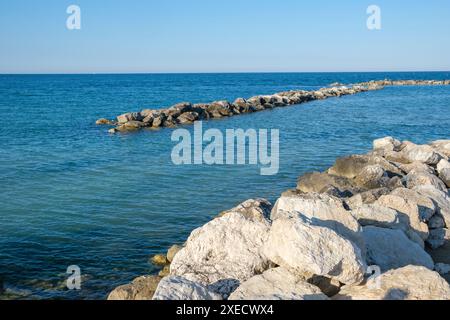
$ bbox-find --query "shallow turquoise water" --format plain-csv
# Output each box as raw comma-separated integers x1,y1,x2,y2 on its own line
0,72,449,299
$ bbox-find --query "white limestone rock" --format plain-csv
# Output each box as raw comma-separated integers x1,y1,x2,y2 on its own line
363,226,434,272
376,195,429,242
271,193,365,254
373,137,402,152
404,169,447,193
334,265,450,300
228,267,328,300
351,204,401,229
170,203,272,298
402,143,442,165
263,213,366,285
152,276,222,300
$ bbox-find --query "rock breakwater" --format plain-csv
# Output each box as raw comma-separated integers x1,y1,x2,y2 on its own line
108,137,450,300
97,79,450,134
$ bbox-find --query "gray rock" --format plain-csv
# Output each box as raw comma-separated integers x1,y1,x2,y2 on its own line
373,136,402,152
404,169,447,193
351,204,401,229
402,143,442,165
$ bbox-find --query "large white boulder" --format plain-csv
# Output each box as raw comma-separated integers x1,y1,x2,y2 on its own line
363,226,434,272
228,267,328,300
334,265,450,300
376,195,429,242
263,213,366,285
271,193,365,253
152,276,222,300
170,200,272,297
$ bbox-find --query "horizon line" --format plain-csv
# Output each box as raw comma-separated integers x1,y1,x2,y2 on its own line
1,70,449,76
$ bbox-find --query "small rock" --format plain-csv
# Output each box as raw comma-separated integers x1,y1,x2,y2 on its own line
354,165,389,189
297,172,358,195
167,244,183,263
152,276,222,300
158,265,170,277
107,276,162,300
96,118,115,125
228,267,328,300
373,136,402,151
427,228,450,249
151,254,168,266
435,263,450,275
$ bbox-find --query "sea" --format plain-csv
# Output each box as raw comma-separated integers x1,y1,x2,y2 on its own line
0,71,449,299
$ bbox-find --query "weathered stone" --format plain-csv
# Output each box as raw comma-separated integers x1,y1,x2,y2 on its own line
296,172,358,195
158,265,170,277
228,267,328,300
398,162,434,175
427,228,450,249
428,214,446,229
435,263,450,275
351,204,401,229
346,188,391,209
390,188,436,222
151,254,168,266
334,266,450,300
107,276,162,300
430,140,450,157
373,136,402,151
404,169,447,193
354,165,389,189
217,198,272,223
376,195,429,242
402,143,442,165
263,214,366,285
117,112,143,124
167,244,183,263
437,159,450,187
177,112,199,124
152,276,222,300
271,192,365,253
413,185,450,228
328,155,401,179
363,226,434,272
170,210,271,297
96,118,115,125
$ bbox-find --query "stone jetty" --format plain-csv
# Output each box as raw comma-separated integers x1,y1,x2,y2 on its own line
97,79,450,134
108,137,450,300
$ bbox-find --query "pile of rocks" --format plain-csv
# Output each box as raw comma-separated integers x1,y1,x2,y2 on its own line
97,80,449,134
108,137,450,300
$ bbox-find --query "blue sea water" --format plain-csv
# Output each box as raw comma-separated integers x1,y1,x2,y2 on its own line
0,72,449,299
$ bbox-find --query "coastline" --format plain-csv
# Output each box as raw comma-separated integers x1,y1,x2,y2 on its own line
97,79,450,134
108,136,450,300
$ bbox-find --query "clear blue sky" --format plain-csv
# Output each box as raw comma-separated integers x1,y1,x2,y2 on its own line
1,0,449,73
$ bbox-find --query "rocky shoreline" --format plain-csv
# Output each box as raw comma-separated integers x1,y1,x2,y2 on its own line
97,79,450,133
108,137,450,300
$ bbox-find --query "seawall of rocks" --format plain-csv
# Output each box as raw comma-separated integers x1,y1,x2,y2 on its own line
108,137,450,300
97,79,450,133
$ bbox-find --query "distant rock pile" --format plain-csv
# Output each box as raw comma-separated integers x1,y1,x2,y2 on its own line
96,79,450,134
108,137,450,300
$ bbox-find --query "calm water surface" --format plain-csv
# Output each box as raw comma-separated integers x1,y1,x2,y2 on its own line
0,72,449,299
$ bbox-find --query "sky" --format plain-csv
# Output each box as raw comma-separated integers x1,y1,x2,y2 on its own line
0,0,449,73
